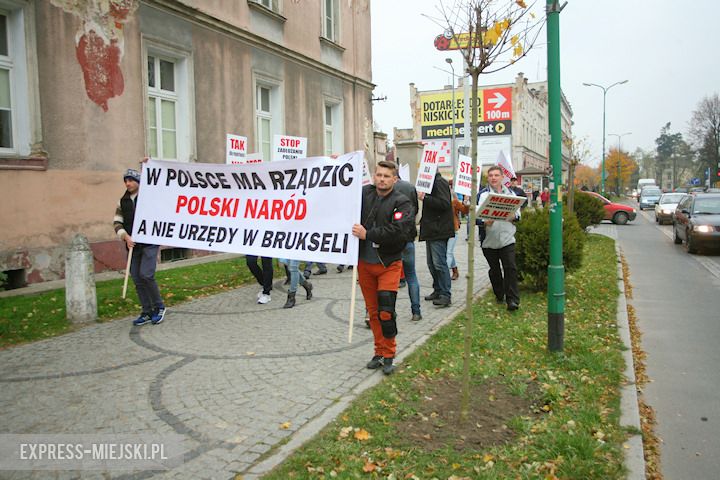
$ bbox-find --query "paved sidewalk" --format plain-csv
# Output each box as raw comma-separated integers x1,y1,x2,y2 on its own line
0,241,489,479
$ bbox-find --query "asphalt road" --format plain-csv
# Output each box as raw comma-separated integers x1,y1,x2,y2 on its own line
616,202,720,479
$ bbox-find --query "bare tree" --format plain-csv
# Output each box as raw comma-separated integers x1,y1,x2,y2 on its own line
689,94,720,182
565,135,591,213
429,0,544,420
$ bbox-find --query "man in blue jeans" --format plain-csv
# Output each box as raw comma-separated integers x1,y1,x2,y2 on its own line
394,177,421,321
418,172,455,307
113,168,166,326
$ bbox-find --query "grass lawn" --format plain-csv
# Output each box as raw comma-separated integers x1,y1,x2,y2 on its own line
0,257,284,348
262,234,627,480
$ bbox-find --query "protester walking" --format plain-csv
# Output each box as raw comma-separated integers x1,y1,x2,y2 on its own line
479,165,521,311
278,258,313,308
393,174,422,321
447,180,469,281
113,168,166,326
352,161,414,375
247,255,273,304
509,177,528,208
418,172,455,307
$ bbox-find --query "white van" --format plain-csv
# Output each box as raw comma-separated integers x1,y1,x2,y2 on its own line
637,178,657,191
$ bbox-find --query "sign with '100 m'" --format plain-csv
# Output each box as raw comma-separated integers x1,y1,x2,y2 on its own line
419,87,512,140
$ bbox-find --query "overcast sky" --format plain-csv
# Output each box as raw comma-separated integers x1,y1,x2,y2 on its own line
370,0,720,167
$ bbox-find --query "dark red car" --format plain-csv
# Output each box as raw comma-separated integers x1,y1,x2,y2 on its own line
580,191,637,225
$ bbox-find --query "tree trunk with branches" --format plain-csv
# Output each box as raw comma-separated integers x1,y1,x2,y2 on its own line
432,0,544,420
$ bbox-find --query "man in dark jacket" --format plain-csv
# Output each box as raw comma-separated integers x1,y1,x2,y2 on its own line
113,168,166,326
418,172,455,307
352,161,414,375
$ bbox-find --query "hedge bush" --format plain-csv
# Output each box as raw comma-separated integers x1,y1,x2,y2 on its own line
515,206,586,291
572,191,606,230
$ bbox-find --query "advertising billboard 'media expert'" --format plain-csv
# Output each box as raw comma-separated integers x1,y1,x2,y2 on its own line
419,87,513,140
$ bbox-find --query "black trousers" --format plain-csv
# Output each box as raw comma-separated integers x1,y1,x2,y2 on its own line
246,256,273,294
481,243,519,305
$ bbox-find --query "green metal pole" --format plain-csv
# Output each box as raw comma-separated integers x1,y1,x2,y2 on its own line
546,0,564,352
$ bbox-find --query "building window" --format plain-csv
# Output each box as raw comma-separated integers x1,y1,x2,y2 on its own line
256,85,272,161
255,77,282,161
323,100,343,156
0,3,38,159
323,0,339,42
144,44,193,162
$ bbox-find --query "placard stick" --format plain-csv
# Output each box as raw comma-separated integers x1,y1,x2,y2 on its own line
348,266,358,343
122,247,133,299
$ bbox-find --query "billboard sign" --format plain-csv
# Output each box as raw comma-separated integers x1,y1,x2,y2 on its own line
420,87,512,140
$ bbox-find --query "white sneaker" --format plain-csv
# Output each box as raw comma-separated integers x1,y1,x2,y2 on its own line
257,290,263,299
257,293,271,304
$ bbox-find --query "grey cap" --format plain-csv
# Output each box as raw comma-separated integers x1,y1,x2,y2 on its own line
123,168,141,183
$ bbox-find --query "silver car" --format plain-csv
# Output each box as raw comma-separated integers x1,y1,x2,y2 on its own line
639,187,662,210
655,193,686,224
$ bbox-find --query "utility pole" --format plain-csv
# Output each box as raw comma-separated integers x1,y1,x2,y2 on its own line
546,0,564,352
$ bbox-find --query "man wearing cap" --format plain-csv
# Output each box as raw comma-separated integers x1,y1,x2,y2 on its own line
113,168,166,326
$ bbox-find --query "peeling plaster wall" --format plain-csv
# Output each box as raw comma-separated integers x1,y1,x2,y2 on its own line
0,0,373,284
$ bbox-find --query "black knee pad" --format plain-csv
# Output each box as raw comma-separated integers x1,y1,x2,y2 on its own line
377,290,398,338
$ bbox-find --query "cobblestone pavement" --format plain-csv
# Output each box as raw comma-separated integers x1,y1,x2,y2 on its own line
0,240,489,479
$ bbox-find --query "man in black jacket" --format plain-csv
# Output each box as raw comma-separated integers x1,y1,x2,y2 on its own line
352,161,414,375
418,172,455,307
113,168,166,326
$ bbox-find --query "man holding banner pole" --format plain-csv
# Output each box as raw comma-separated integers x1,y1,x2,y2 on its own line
113,168,166,326
352,161,414,375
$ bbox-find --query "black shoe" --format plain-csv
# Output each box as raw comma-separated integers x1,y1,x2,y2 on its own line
382,357,395,375
507,302,519,311
411,313,423,322
303,270,311,279
336,265,344,273
424,292,440,301
399,279,407,288
301,279,313,300
316,268,328,275
433,296,451,307
495,296,505,304
366,355,383,369
364,319,371,329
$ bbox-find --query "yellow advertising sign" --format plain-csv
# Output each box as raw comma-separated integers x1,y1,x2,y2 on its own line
419,87,513,140
433,32,483,51
420,90,481,127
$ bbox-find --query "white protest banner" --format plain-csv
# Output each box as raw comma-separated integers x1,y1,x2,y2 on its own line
415,143,441,194
453,154,479,197
246,152,263,164
422,140,452,167
476,192,525,220
226,134,247,164
272,134,308,162
132,153,363,265
496,150,516,187
476,135,511,169
362,158,373,186
399,163,410,182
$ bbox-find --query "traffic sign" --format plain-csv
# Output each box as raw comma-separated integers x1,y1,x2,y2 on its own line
690,177,700,186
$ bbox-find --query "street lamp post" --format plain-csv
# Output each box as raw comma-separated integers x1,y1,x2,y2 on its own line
608,132,631,194
583,80,629,195
445,58,456,170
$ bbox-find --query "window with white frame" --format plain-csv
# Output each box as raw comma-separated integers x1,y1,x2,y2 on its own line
323,101,343,156
323,0,339,43
0,2,36,157
145,45,193,162
255,79,282,161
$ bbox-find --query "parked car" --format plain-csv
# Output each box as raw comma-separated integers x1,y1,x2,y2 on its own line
674,187,689,193
673,193,720,253
655,193,686,224
639,187,662,210
581,191,637,225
